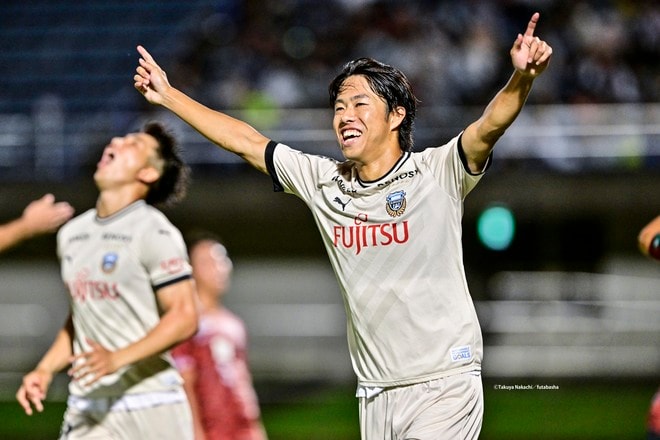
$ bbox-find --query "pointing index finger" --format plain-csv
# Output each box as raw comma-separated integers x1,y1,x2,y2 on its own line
136,45,154,63
524,12,540,37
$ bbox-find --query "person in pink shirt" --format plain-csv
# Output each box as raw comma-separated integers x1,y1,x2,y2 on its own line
173,232,267,440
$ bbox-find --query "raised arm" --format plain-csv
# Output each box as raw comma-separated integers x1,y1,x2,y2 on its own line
0,194,74,253
134,46,270,173
461,12,553,173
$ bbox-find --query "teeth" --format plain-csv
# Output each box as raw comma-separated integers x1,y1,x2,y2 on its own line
343,129,361,140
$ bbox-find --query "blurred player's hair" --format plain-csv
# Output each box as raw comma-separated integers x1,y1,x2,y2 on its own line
142,121,190,207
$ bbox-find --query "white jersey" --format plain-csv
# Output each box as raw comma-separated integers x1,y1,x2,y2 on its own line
266,135,485,387
57,200,192,398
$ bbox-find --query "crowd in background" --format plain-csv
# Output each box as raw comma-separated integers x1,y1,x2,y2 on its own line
164,0,658,112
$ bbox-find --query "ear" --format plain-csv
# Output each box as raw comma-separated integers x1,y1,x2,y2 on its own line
389,106,406,131
137,166,160,185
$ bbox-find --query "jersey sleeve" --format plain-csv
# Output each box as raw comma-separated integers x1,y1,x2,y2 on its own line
265,140,338,204
420,133,490,200
140,213,192,290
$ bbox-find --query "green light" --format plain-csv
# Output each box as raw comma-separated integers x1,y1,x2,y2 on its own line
477,205,516,251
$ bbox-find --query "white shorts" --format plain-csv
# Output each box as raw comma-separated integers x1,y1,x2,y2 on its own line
59,389,193,440
359,371,483,440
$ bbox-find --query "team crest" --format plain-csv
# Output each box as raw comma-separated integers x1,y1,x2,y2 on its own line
101,252,119,273
385,190,407,217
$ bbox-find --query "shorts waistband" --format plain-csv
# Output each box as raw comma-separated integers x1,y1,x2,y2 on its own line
67,389,187,413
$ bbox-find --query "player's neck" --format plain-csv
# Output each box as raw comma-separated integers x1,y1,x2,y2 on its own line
96,189,146,218
356,147,404,182
199,291,222,312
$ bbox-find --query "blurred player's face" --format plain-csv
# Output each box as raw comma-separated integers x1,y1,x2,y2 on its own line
191,240,232,300
333,75,402,164
94,132,160,190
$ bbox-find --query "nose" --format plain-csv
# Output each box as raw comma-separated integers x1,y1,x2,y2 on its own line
339,107,356,124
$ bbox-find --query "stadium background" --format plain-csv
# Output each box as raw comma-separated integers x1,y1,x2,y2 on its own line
0,0,658,438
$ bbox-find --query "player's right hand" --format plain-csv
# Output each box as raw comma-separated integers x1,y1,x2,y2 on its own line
16,369,52,415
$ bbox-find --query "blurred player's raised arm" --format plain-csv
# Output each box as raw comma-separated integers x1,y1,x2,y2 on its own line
134,45,270,173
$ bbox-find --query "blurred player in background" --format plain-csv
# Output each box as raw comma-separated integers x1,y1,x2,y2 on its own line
648,388,660,440
16,122,198,439
0,193,73,253
173,232,267,440
638,215,660,440
135,12,552,440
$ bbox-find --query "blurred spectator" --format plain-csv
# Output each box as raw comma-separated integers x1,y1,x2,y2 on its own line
172,0,658,109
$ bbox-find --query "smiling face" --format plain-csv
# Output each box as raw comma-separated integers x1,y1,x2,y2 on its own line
94,132,162,191
333,75,404,167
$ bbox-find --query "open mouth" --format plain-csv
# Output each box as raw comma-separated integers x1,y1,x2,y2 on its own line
341,129,362,142
97,151,115,168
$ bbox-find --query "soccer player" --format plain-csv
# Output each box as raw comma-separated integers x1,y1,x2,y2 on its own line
134,13,552,440
172,232,267,440
0,193,73,253
16,122,198,439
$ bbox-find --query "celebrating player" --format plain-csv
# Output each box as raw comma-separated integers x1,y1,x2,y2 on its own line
16,122,198,439
0,194,73,253
135,12,552,440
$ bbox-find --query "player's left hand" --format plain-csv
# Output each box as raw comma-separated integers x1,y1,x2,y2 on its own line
511,12,553,77
21,194,74,235
69,338,118,386
134,45,171,105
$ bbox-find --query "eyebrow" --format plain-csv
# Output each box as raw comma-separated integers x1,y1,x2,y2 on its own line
335,93,371,105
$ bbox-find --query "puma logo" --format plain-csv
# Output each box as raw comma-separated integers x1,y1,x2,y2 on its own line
333,197,351,211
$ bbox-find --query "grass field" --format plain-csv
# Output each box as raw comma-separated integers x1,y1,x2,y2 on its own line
1,379,654,439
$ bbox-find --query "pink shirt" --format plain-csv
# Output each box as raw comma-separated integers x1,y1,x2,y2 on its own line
173,308,264,440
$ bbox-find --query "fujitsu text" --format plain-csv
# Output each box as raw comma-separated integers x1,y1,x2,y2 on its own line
332,214,409,255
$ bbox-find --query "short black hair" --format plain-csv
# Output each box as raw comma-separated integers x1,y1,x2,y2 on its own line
329,58,418,152
142,121,190,207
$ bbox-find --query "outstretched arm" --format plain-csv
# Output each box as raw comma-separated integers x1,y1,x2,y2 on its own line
134,46,270,173
0,194,74,253
461,12,553,173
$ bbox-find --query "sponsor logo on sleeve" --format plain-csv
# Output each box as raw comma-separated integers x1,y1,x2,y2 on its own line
160,257,186,275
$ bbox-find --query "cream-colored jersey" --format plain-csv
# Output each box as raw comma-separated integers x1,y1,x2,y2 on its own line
266,134,485,387
57,200,192,397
